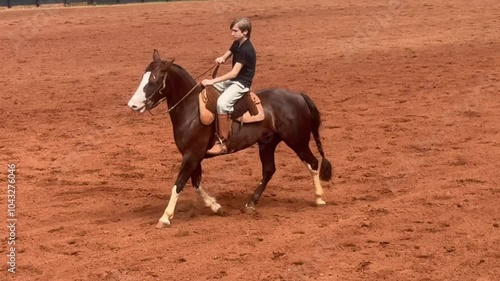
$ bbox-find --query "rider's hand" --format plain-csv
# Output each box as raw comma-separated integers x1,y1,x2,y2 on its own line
202,79,214,86
215,57,225,64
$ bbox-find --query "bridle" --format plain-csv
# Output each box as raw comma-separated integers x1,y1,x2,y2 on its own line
145,63,219,115
145,69,169,112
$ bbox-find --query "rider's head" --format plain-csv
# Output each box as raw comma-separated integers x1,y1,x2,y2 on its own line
230,18,252,39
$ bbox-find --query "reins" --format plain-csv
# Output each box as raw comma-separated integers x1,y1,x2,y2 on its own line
165,82,201,113
147,64,220,115
194,63,219,81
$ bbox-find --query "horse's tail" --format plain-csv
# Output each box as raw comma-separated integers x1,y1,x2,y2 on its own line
300,93,333,181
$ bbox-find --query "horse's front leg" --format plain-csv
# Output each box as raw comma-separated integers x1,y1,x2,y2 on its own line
191,163,222,214
156,155,200,228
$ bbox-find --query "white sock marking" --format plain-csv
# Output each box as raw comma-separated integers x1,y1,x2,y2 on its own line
159,185,180,225
303,162,326,205
195,185,221,213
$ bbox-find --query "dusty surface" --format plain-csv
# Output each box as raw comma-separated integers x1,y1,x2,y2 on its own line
1,0,500,280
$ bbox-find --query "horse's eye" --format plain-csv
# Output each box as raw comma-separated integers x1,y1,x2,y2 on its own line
152,75,156,80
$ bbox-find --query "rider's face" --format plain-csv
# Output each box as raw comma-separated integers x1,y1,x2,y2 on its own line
231,25,247,41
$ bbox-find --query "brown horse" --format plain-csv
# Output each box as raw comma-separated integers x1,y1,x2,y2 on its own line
128,50,332,228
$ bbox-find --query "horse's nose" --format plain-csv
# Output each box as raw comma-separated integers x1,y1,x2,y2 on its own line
130,105,139,110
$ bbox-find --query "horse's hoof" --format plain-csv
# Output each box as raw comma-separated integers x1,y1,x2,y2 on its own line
244,204,256,214
211,203,222,214
315,199,327,206
155,220,170,229
214,206,227,217
214,208,226,217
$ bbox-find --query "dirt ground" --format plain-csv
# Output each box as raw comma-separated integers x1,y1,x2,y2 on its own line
1,0,499,280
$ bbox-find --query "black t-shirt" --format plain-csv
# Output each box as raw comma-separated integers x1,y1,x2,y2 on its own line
229,39,256,88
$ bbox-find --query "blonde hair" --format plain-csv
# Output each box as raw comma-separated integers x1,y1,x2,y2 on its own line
230,18,252,39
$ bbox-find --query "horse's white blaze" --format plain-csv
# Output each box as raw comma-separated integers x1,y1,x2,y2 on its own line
128,71,151,112
158,185,180,225
303,162,326,205
195,185,221,213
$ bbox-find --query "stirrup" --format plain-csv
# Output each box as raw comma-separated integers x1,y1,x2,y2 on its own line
206,140,227,155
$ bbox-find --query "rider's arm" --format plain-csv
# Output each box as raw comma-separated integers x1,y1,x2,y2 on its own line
216,50,233,64
210,62,242,84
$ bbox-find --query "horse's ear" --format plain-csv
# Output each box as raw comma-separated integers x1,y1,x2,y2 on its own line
153,49,161,62
162,58,175,71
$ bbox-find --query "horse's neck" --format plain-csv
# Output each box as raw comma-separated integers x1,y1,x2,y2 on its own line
166,66,199,127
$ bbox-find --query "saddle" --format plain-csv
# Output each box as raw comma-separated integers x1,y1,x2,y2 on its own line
198,86,265,126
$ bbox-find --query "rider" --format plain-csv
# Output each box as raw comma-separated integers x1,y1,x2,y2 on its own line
202,17,256,155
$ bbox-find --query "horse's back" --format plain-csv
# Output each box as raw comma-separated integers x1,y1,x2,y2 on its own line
255,88,313,137
256,88,311,115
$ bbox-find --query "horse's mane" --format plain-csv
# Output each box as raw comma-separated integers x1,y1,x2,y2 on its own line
169,63,196,85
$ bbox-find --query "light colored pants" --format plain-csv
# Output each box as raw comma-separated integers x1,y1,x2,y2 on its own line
213,80,249,114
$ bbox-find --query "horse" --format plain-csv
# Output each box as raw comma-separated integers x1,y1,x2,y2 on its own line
127,49,333,228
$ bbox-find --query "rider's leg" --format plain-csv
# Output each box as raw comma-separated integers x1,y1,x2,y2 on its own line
207,82,247,155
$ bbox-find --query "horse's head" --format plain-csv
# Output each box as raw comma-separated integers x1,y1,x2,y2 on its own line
128,49,174,112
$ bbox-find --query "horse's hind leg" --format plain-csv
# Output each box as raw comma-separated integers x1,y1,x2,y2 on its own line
191,163,221,214
292,145,326,206
245,134,282,211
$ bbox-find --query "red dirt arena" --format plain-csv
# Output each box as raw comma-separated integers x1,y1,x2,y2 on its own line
1,0,499,280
